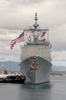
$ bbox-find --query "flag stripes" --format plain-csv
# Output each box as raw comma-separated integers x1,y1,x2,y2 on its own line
10,32,24,49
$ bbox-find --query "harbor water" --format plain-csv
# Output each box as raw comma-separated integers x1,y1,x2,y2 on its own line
0,76,66,100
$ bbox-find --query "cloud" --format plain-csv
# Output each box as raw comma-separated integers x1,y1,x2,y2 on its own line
0,54,20,62
6,0,46,5
0,0,66,64
51,50,66,66
0,0,55,29
51,50,66,61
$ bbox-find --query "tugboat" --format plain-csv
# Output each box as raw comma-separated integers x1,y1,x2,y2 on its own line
0,67,26,83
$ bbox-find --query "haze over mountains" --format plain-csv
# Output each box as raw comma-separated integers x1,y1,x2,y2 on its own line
0,61,66,73
52,65,66,71
0,61,20,72
52,65,66,73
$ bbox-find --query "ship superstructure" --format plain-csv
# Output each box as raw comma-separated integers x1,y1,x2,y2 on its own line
20,13,52,84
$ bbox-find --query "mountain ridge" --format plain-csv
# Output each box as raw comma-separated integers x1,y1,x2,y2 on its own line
0,61,20,71
0,61,66,72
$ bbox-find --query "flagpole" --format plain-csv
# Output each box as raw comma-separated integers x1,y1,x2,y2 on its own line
46,26,49,40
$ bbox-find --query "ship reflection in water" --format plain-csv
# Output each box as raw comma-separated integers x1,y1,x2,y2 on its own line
20,82,52,100
0,76,66,100
20,76,66,100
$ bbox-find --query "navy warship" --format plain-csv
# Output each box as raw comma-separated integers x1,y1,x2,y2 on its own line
20,13,52,85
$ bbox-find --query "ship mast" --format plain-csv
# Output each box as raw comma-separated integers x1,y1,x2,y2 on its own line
24,13,49,32
33,13,39,30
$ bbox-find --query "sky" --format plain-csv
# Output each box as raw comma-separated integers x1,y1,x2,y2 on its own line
0,0,66,66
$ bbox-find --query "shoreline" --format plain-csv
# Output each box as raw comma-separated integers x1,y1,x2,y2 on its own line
50,73,66,76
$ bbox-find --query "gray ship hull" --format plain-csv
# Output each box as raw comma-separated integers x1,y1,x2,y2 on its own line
20,56,52,85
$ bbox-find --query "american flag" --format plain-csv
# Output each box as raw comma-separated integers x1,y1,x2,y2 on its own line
17,32,24,43
10,32,24,49
10,37,18,49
